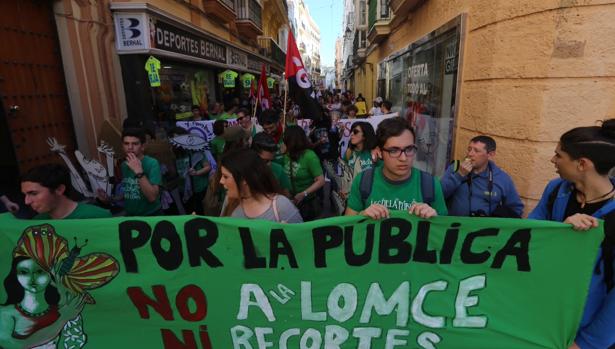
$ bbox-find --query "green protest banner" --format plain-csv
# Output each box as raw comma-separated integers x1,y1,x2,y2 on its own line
0,212,602,349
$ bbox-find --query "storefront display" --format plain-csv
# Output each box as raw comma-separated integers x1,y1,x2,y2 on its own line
384,17,462,176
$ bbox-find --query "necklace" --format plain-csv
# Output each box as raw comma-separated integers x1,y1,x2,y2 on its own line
16,302,50,317
579,186,615,208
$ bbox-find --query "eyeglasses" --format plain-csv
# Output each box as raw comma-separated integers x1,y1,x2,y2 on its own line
382,145,418,158
352,129,362,135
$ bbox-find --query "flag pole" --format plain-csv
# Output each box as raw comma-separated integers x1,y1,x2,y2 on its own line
252,88,260,120
282,76,288,132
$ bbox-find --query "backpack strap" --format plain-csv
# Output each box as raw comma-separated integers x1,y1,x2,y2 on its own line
359,167,375,207
419,170,435,205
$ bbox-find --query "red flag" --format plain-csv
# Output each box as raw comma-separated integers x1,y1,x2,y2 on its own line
257,64,271,110
284,31,323,121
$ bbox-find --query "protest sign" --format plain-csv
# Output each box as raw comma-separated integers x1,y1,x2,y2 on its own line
0,212,602,348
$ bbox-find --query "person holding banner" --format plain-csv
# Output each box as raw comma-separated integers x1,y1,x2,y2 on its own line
345,117,447,219
283,125,325,221
22,164,110,219
219,149,302,223
529,119,615,349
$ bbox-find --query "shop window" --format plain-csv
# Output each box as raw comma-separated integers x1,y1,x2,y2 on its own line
383,16,463,176
153,64,216,123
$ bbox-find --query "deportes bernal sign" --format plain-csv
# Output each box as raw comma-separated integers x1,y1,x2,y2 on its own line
113,12,227,64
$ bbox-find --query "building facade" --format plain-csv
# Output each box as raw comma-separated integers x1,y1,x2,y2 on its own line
0,0,289,193
287,0,321,84
345,0,615,213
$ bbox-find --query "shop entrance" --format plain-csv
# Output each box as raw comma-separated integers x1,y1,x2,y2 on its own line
0,0,76,192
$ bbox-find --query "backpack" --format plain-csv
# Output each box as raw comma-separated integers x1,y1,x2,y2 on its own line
359,167,435,207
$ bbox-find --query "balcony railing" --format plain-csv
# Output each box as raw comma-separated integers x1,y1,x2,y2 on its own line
203,0,236,23
258,36,286,67
236,0,262,29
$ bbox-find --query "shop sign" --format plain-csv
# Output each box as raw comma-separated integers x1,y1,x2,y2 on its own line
227,47,248,69
152,20,226,64
247,56,269,73
114,13,149,51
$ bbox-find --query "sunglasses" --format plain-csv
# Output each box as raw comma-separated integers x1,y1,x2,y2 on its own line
352,129,362,135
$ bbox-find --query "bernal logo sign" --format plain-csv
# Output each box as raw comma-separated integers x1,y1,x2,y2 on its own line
114,13,149,51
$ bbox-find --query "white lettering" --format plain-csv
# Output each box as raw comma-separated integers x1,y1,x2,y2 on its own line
237,284,276,321
453,275,487,327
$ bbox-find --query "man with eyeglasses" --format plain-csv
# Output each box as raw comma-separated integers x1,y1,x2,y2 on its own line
440,135,523,217
345,117,448,219
237,108,262,144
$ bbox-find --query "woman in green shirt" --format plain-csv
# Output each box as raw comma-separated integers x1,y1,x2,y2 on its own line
339,121,377,201
283,125,325,221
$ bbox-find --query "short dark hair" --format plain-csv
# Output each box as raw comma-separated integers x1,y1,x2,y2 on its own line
376,117,416,148
560,119,615,175
22,163,71,195
213,120,227,136
259,109,280,126
122,128,146,144
251,132,277,153
470,135,497,152
381,100,392,111
236,108,250,117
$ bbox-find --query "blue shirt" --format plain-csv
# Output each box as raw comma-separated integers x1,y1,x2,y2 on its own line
440,161,524,217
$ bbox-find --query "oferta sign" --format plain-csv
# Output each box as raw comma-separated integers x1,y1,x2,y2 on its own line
0,213,601,348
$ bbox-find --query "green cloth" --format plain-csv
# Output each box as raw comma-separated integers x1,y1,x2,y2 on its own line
144,56,161,87
121,155,162,216
192,159,209,193
176,155,208,193
34,202,111,219
220,69,238,88
267,77,276,89
0,212,603,348
347,163,448,215
241,73,255,88
270,162,291,192
345,149,373,173
283,149,323,195
210,136,225,160
217,112,236,120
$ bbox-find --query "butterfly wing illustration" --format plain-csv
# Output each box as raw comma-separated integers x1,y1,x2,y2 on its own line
13,224,70,272
61,253,120,303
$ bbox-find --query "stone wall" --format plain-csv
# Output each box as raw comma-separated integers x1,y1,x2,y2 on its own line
373,0,615,214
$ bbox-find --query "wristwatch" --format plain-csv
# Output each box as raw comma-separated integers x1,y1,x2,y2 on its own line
303,191,308,198
135,172,145,179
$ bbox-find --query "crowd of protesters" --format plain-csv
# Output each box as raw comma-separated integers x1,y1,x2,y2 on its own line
1,87,615,349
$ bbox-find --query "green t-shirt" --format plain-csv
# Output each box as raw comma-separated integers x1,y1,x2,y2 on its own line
271,162,291,192
34,202,111,219
283,149,323,196
347,164,448,215
220,70,238,88
145,56,161,87
345,150,373,174
175,155,208,194
122,155,162,216
210,136,225,160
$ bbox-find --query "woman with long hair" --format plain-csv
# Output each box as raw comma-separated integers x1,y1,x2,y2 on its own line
1,254,86,349
283,125,325,221
529,119,615,349
345,122,377,173
219,149,302,223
